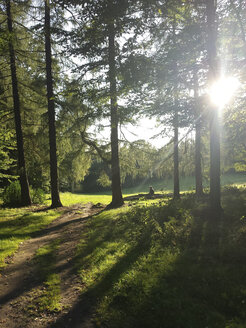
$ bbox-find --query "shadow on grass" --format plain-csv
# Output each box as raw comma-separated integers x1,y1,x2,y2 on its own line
0,207,105,241
0,209,105,308
51,231,152,328
51,192,246,328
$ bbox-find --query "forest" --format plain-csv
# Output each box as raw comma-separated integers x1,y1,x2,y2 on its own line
0,0,246,327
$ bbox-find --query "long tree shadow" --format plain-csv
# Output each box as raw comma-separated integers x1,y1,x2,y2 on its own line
0,207,106,241
50,231,153,328
125,224,246,327
51,196,246,328
107,212,246,327
0,209,105,308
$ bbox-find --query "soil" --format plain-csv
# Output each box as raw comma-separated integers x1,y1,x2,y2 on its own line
0,202,105,328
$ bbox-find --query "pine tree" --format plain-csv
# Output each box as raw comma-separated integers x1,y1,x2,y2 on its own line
107,0,124,207
44,0,62,208
5,0,31,206
62,0,139,207
193,69,203,197
206,0,221,212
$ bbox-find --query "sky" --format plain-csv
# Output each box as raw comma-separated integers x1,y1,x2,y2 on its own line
89,116,171,149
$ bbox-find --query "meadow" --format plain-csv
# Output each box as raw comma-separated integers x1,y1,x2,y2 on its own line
121,172,246,195
71,188,246,328
0,175,246,327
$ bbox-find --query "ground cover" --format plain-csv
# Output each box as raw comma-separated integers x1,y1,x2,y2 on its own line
61,187,246,328
0,202,104,327
0,186,246,327
0,207,60,269
0,192,112,270
58,193,112,207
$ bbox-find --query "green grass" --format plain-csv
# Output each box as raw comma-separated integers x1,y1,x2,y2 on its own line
1,180,246,326
73,188,246,328
24,240,62,316
0,192,112,270
0,207,61,269
58,192,112,206
33,240,62,312
122,173,246,194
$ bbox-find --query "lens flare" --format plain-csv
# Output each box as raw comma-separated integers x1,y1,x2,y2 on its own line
209,77,240,108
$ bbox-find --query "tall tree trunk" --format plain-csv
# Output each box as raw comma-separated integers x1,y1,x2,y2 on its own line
206,0,221,211
194,70,203,197
171,20,180,200
108,14,124,208
173,110,180,199
6,0,31,206
45,0,62,208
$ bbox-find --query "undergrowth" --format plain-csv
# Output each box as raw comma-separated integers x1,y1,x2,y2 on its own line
73,189,246,328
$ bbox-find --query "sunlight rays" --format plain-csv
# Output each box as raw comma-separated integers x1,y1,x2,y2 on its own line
209,76,240,109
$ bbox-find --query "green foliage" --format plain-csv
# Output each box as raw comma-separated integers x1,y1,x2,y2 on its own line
223,106,246,172
2,180,21,206
30,188,46,204
2,181,46,206
0,128,17,181
120,141,159,183
97,171,111,187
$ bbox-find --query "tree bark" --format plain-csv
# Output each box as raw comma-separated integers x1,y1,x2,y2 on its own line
173,110,180,199
206,0,221,212
171,20,180,200
45,0,62,208
108,13,124,208
6,0,31,206
194,70,203,197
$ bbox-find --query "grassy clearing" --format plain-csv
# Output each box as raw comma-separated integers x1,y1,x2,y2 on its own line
122,173,246,194
0,207,60,269
58,192,112,206
1,181,246,326
73,187,246,328
0,191,112,269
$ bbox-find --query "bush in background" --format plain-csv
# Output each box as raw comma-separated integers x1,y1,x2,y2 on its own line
2,181,45,206
30,188,45,204
2,180,21,206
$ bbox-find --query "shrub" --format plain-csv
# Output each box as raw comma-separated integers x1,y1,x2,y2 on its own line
222,185,240,194
2,181,46,206
30,188,46,204
2,180,21,206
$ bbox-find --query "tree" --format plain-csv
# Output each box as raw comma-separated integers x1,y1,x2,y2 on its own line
206,0,221,212
142,1,192,200
0,127,17,185
107,0,124,207
193,69,204,196
44,0,62,208
63,0,140,207
5,0,31,206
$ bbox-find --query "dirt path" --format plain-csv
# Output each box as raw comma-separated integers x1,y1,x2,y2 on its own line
0,202,105,328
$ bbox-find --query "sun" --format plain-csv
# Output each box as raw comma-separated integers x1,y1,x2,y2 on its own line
209,76,240,108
